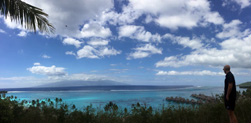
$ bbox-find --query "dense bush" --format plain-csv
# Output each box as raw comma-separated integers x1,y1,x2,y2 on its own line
0,89,251,123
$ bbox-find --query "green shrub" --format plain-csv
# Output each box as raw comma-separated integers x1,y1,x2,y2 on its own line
1,89,251,123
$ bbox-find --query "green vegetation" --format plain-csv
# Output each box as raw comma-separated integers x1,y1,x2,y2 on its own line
1,89,251,123
0,0,55,33
239,82,251,88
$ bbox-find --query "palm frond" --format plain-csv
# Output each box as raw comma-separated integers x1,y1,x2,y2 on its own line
0,0,55,34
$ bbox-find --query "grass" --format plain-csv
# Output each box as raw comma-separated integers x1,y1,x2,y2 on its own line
1,89,251,123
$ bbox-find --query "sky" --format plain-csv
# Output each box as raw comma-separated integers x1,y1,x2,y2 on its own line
1,0,251,88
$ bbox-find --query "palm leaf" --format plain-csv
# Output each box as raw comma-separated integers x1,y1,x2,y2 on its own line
0,0,55,34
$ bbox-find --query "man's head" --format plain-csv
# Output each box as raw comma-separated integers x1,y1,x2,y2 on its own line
223,65,231,74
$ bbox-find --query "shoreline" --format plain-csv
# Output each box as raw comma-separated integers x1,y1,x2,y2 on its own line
1,88,251,122
2,86,246,110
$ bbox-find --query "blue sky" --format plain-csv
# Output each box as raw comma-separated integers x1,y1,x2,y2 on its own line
1,0,251,88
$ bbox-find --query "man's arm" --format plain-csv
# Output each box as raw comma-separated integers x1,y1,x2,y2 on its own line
226,83,233,101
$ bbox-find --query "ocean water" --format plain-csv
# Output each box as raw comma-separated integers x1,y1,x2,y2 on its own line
2,85,245,110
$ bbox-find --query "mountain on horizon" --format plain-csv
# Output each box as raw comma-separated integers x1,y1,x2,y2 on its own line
37,80,128,87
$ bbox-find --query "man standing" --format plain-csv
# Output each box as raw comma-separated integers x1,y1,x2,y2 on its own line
223,65,238,123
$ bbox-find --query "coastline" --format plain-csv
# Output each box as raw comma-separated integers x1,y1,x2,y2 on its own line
3,86,226,109
1,88,251,123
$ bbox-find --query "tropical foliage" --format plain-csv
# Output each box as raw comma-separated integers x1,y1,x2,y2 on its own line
0,0,54,33
1,89,251,123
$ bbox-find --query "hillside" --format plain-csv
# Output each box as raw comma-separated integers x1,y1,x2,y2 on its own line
238,81,251,88
37,80,128,87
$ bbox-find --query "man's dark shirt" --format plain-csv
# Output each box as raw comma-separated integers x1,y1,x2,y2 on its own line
224,71,236,100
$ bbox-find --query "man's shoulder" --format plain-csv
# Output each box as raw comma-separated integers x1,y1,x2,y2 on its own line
227,72,234,77
226,72,235,83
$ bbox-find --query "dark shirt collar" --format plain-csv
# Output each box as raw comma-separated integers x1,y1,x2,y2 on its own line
226,71,231,76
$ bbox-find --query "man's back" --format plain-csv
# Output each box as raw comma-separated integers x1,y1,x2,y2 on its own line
224,72,236,100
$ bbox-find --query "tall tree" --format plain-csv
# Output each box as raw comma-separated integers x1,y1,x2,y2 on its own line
0,0,55,33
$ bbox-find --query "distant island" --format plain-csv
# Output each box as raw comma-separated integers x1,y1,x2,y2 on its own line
37,80,128,87
238,81,251,88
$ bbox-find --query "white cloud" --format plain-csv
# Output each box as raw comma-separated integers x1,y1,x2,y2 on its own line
119,25,139,37
2,0,225,38
0,76,37,81
156,34,251,68
2,14,36,37
203,12,225,25
224,0,251,9
0,72,123,88
20,0,113,37
100,4,142,25
216,20,251,39
0,29,6,33
110,64,117,67
77,45,121,59
127,51,150,59
77,45,99,59
17,31,27,37
98,47,121,57
127,44,162,59
87,39,109,46
129,0,224,30
65,51,76,56
27,64,67,76
163,34,203,50
0,76,45,88
155,15,198,30
235,0,251,8
237,0,251,8
135,44,162,54
79,21,112,38
118,25,161,42
3,18,30,36
34,62,41,66
54,73,111,81
145,15,153,23
3,17,24,30
156,56,186,67
63,37,82,48
156,70,224,76
109,69,129,73
42,54,51,59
